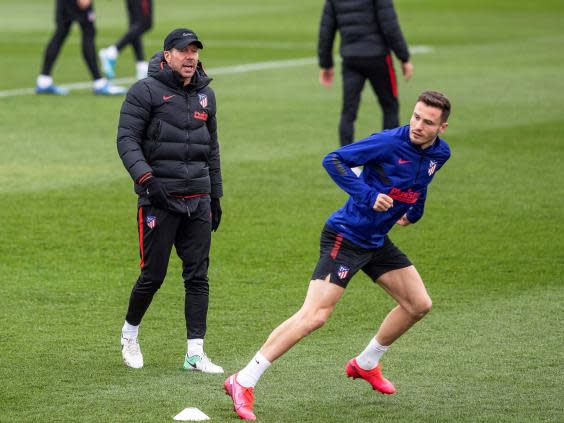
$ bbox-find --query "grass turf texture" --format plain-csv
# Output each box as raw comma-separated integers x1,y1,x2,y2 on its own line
1,0,563,421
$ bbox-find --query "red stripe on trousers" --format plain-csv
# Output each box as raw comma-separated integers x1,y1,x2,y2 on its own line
330,234,343,259
385,54,398,98
138,208,145,268
141,0,150,17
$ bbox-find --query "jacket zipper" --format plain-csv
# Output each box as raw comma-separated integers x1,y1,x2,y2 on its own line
185,92,190,177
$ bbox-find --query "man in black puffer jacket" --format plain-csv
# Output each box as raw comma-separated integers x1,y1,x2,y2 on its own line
116,28,223,374
318,0,414,146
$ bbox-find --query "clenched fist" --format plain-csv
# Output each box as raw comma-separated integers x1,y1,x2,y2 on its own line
373,193,394,212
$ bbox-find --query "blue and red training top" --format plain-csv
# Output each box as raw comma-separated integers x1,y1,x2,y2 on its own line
323,125,451,249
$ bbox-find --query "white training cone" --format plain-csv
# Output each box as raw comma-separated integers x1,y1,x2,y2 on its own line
173,407,210,421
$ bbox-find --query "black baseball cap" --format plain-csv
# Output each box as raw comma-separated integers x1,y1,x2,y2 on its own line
163,28,204,51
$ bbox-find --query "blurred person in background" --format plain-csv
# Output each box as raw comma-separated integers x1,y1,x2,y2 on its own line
36,0,126,95
99,0,153,80
318,0,414,146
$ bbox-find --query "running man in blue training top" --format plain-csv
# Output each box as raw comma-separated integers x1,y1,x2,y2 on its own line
225,91,452,421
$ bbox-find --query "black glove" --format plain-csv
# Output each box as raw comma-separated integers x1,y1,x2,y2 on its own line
143,176,169,209
210,198,222,232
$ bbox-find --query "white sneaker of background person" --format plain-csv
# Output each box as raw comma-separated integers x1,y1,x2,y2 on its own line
136,61,148,80
121,321,143,368
99,45,118,79
183,339,224,374
35,74,69,95
93,78,127,96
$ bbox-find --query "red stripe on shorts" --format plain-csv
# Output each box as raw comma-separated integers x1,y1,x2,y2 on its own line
330,234,343,259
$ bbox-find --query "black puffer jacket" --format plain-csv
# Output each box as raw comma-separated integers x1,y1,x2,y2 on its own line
117,51,222,204
318,0,410,68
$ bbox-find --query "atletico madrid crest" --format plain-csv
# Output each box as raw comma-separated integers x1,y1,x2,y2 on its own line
428,160,437,176
198,93,208,108
146,215,157,229
337,264,350,280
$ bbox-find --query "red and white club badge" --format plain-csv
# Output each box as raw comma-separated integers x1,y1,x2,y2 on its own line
146,215,157,229
428,160,437,176
337,264,350,280
198,93,208,108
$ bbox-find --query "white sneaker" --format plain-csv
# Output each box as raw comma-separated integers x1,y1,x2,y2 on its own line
136,61,148,80
99,48,117,79
121,337,143,369
94,82,127,96
183,353,224,374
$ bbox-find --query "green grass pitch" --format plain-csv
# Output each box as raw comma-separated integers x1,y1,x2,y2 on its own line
0,0,563,421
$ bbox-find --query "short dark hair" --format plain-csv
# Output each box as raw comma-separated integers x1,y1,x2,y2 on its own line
417,91,451,122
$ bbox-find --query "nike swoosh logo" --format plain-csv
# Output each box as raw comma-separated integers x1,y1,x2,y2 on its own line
163,95,175,101
230,380,244,410
398,159,411,164
187,361,197,369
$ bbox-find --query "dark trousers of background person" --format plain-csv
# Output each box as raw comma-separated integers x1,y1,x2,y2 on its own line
339,55,399,146
115,0,153,62
125,197,211,339
41,0,102,79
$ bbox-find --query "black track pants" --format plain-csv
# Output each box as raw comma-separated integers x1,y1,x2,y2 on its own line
41,0,101,79
125,197,212,339
339,55,399,146
115,0,153,61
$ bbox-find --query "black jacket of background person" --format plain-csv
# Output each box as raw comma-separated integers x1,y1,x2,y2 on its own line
117,51,222,213
318,0,410,68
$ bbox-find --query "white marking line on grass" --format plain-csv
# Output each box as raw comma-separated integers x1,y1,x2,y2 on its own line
173,407,210,421
0,46,432,99
143,38,316,49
